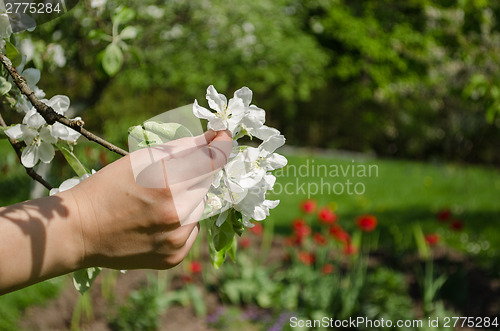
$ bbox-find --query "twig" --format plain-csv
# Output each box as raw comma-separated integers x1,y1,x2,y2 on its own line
0,113,53,190
0,52,128,156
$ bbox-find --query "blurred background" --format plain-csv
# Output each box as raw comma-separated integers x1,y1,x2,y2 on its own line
1,0,500,330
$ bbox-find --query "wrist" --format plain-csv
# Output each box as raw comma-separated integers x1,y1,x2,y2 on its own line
60,189,92,271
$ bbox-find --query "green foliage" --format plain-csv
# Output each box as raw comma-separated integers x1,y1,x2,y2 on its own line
101,43,123,77
0,279,62,330
109,273,206,331
57,143,90,178
0,77,12,95
109,282,164,331
206,213,239,268
359,268,416,330
12,0,500,163
73,267,101,295
5,41,22,67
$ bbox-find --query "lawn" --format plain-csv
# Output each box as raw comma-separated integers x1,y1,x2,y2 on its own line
268,150,500,264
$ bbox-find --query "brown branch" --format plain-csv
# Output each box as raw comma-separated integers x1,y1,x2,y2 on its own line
0,113,53,190
0,52,128,156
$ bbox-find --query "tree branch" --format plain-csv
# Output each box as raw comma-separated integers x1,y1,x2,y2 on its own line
0,52,129,156
0,113,53,190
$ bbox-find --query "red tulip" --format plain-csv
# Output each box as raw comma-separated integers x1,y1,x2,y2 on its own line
356,214,377,232
240,237,251,248
450,219,464,231
293,218,311,238
300,199,317,214
182,275,193,283
343,243,358,256
249,222,263,235
329,226,350,243
437,209,451,222
189,261,202,274
322,263,335,275
297,251,315,266
313,233,327,246
318,207,337,224
425,233,440,246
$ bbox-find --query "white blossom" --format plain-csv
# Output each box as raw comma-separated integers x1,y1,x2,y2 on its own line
5,109,57,168
193,85,246,133
47,44,67,67
239,134,287,188
5,95,80,167
0,2,12,39
90,0,107,8
192,85,287,229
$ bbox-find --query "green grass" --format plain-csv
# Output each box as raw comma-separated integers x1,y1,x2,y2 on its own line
0,278,64,330
267,151,500,261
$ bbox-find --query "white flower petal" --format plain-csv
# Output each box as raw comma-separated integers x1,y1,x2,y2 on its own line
260,134,285,156
193,99,217,120
255,125,281,141
22,68,40,87
59,178,81,192
212,169,224,188
21,144,38,168
242,147,260,163
34,87,46,99
206,85,227,112
49,188,60,196
40,126,58,144
5,124,24,140
264,199,280,210
24,110,46,129
48,95,71,114
264,153,287,171
38,141,55,163
207,118,228,131
233,86,252,106
21,126,37,145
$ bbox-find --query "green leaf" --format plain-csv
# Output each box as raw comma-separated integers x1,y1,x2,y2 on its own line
486,102,499,123
129,124,163,147
128,122,193,148
102,43,123,76
413,224,430,260
0,77,12,95
212,215,235,251
5,41,22,67
0,127,9,139
57,144,89,177
186,284,206,316
143,122,193,142
230,211,244,236
112,7,135,26
227,237,237,262
88,29,112,42
206,215,237,268
73,267,101,295
120,26,139,40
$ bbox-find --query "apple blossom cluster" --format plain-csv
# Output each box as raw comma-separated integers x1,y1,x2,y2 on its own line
193,85,287,228
4,91,81,168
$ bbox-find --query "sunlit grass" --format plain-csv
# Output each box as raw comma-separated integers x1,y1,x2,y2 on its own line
268,151,500,260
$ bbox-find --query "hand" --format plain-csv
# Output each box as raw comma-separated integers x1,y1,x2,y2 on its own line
67,129,232,270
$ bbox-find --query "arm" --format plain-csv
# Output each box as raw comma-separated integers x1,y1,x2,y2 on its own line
0,193,83,294
0,130,232,295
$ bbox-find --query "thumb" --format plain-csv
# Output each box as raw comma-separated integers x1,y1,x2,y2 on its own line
207,130,233,171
